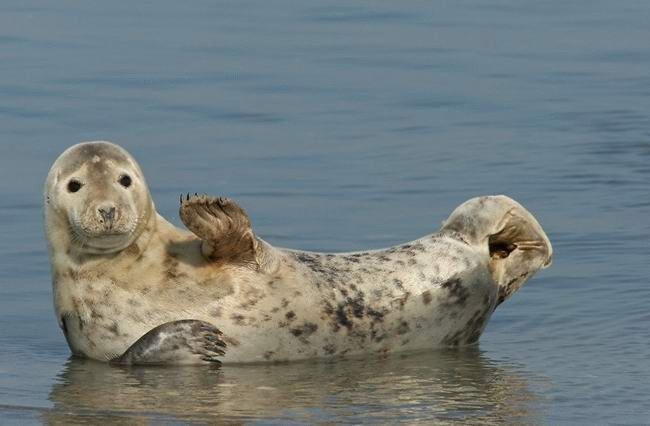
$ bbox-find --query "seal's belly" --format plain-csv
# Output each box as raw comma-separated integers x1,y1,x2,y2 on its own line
222,240,499,362
57,237,498,363
212,244,499,363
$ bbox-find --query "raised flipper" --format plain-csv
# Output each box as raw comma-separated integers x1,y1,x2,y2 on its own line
112,320,226,366
179,194,280,273
179,194,259,267
441,195,553,306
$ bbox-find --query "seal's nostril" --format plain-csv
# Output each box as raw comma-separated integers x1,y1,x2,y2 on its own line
98,207,116,221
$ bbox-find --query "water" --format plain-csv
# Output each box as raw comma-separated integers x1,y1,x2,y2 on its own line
1,0,649,423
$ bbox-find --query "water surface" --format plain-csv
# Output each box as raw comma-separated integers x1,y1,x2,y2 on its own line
0,0,649,423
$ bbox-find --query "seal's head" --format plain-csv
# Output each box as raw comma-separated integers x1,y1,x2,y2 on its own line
441,195,553,305
44,141,153,255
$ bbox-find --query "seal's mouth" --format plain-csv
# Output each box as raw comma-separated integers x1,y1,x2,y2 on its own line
68,214,142,253
70,227,131,250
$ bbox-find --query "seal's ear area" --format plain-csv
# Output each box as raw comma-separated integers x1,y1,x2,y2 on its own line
442,195,553,306
112,320,226,365
44,168,59,199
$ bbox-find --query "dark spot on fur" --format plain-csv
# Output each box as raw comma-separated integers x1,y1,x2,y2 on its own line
163,255,181,280
396,321,410,335
90,309,104,320
441,278,469,306
263,351,275,360
393,278,404,290
285,311,296,321
290,322,318,341
230,313,246,325
335,304,353,330
422,290,433,305
497,272,530,305
323,301,334,316
295,253,316,263
349,328,368,342
239,298,259,310
441,305,492,346
323,343,337,355
281,298,289,308
366,307,385,322
371,330,386,342
350,293,365,318
107,322,120,335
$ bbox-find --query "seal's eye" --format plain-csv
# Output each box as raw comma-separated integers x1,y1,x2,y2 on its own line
67,180,82,193
119,175,132,188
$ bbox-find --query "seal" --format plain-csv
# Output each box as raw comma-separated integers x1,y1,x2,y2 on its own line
44,141,553,365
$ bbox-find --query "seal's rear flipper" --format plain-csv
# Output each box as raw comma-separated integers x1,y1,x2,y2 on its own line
112,320,226,366
441,195,553,306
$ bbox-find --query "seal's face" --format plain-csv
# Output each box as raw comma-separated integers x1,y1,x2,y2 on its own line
45,141,152,254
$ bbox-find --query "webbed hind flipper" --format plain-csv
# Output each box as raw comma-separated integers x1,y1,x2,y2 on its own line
112,320,226,366
180,194,259,268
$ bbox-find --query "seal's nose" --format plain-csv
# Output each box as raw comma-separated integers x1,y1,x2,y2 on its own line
98,206,116,223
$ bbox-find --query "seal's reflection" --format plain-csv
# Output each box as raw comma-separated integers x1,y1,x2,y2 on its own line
46,349,542,424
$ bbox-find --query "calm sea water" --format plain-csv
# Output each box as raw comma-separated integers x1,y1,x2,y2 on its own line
1,0,649,424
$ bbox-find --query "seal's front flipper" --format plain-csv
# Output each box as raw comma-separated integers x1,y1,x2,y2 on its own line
179,194,259,268
112,320,226,366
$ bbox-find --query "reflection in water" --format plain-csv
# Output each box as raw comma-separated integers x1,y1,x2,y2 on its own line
46,349,543,423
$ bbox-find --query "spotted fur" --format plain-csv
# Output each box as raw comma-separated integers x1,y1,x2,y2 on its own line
45,141,553,365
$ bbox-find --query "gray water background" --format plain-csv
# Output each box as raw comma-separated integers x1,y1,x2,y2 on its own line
0,0,649,423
